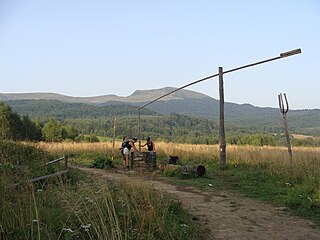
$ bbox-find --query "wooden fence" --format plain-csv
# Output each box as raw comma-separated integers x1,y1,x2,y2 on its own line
11,155,69,187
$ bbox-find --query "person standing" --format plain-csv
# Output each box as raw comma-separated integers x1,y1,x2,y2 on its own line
121,136,138,170
140,137,156,152
140,137,156,170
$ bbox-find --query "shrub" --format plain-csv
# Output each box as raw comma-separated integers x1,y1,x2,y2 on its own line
90,155,114,169
160,166,181,177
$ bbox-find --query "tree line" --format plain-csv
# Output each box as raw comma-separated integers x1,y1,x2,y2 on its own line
1,102,319,147
0,103,100,142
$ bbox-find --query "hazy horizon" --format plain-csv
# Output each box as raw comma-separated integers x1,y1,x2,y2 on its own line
1,1,319,109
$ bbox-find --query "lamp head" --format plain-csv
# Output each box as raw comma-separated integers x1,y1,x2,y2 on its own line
280,48,302,58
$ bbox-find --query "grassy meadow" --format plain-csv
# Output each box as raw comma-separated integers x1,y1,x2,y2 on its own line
2,139,319,239
32,141,320,224
0,141,206,239
34,141,320,181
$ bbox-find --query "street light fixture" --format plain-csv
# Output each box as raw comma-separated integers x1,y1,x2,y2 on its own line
137,48,302,166
280,49,302,58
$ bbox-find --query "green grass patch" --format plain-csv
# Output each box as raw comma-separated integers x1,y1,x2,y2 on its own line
69,152,121,167
90,155,115,169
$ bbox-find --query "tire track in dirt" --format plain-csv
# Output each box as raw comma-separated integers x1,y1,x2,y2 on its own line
75,167,320,240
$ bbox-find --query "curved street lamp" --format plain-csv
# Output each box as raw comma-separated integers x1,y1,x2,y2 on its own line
138,48,302,167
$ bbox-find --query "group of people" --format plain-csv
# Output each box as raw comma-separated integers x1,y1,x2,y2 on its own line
120,136,155,170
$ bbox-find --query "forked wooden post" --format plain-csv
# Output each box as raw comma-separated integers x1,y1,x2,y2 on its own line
219,67,226,168
278,93,293,176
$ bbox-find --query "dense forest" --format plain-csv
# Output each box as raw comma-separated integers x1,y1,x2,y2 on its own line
1,100,320,147
6,99,320,136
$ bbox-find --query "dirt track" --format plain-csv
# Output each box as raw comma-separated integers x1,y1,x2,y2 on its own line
75,167,320,240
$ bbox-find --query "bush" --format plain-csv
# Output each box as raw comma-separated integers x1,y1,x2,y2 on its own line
90,155,114,169
285,184,320,213
160,166,181,177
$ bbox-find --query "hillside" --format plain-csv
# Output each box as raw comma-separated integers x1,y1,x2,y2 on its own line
1,87,320,136
5,99,156,120
0,87,210,104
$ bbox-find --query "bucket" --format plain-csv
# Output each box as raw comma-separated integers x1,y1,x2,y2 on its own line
168,156,179,165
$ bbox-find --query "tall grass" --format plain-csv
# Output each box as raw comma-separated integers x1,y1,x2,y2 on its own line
34,141,320,181
1,141,206,239
30,141,320,222
1,171,205,239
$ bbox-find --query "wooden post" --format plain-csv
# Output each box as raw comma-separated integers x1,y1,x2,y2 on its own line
112,114,117,160
219,67,226,168
138,109,141,152
283,114,293,174
64,155,68,170
15,159,20,185
278,93,293,176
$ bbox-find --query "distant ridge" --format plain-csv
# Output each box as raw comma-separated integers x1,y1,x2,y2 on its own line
0,87,210,104
2,87,319,137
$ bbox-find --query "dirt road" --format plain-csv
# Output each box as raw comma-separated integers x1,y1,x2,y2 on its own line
75,167,320,240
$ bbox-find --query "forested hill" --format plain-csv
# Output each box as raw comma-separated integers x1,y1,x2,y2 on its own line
1,87,320,137
4,99,320,137
6,99,156,120
102,98,320,136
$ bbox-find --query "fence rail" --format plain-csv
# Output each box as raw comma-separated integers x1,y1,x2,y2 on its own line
10,155,69,187
30,169,69,183
43,156,66,166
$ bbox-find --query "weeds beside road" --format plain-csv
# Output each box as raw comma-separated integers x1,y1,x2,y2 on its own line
77,167,320,240
0,141,206,240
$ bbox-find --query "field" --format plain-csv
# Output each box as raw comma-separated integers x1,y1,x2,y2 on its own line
33,141,320,224
0,141,206,239
34,141,320,181
2,140,319,239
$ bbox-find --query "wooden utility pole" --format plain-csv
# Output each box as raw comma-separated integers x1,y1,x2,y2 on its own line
112,114,117,160
278,93,293,176
219,67,226,168
136,49,301,167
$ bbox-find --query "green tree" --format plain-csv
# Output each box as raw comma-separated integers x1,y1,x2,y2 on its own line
85,134,100,143
62,124,79,140
0,103,23,140
0,103,13,140
42,119,63,142
21,115,42,141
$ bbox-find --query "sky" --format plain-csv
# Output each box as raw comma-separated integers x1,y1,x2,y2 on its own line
0,0,319,110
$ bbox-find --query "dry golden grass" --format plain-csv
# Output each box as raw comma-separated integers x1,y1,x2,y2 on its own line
33,141,320,179
292,134,320,140
34,141,116,155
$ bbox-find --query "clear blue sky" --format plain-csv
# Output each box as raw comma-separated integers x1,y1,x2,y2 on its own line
0,0,319,109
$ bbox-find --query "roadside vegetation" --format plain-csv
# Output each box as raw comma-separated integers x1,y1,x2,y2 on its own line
0,141,206,239
35,141,320,225
1,101,319,237
156,143,320,225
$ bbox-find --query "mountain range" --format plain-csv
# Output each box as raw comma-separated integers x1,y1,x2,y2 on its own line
0,87,209,104
1,87,319,136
